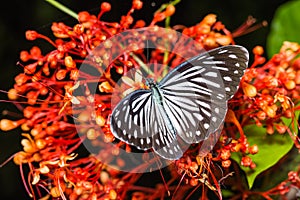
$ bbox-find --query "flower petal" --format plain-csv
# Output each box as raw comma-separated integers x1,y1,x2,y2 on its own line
121,76,135,87
135,69,143,83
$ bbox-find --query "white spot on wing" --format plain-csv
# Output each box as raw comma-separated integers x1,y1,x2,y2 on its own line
163,147,167,152
205,71,218,77
219,49,228,54
185,132,189,138
224,76,232,81
204,123,209,129
174,146,178,152
201,107,212,117
203,61,225,65
155,139,160,145
117,120,121,128
229,54,238,59
217,93,225,99
212,66,229,71
197,55,207,60
194,113,204,121
134,130,137,138
133,114,138,124
212,117,217,122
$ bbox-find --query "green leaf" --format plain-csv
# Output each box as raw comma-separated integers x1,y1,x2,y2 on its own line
221,189,234,198
267,0,300,58
243,125,293,189
231,107,300,189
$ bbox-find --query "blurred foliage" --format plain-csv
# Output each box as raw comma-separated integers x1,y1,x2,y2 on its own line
267,0,300,58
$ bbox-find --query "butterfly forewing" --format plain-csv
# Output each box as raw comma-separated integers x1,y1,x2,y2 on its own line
110,45,249,160
189,45,249,99
159,45,248,144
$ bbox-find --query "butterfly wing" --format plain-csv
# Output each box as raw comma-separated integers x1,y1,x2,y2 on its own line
110,89,183,159
158,45,249,143
148,96,183,159
110,90,154,150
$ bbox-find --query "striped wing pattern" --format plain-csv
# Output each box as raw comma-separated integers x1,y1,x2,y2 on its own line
110,45,249,160
159,45,248,144
110,89,183,159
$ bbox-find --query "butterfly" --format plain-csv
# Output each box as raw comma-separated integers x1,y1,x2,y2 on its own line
110,45,249,160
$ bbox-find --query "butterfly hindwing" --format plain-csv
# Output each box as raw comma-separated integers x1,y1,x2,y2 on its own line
148,96,183,159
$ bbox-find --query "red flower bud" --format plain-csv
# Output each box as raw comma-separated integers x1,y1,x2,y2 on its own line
253,46,264,55
132,0,143,10
222,160,231,168
241,156,252,167
249,144,259,154
165,5,175,17
242,82,257,98
101,2,111,12
26,30,39,40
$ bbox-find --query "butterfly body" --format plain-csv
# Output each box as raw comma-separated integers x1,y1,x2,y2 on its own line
110,45,249,160
147,78,177,138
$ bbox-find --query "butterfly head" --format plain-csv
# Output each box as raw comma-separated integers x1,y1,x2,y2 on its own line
145,78,156,88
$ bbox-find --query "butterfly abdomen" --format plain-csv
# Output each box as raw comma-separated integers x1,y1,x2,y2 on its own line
150,83,177,138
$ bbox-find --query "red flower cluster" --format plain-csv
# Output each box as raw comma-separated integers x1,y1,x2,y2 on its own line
1,0,300,199
226,42,300,167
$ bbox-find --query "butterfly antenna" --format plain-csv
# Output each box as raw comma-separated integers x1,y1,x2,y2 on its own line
130,52,154,77
145,40,149,78
155,156,170,197
172,171,186,200
184,183,202,200
127,40,150,84
146,39,149,63
145,39,151,84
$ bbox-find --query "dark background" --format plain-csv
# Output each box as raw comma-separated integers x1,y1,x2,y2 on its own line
0,0,289,199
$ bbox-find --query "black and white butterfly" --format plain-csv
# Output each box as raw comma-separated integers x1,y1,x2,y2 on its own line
110,45,249,160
